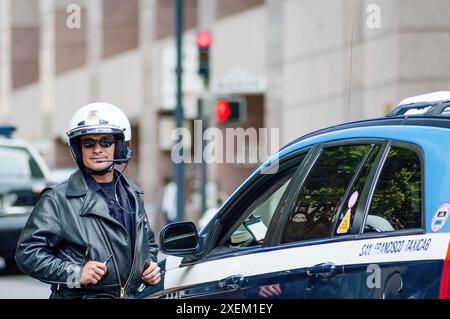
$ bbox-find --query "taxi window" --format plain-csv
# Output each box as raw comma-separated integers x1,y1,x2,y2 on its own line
209,152,306,256
227,177,291,248
281,145,372,243
334,144,381,235
364,146,422,232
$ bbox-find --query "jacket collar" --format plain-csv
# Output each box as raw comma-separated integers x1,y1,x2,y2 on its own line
66,169,144,224
66,169,143,198
66,169,89,197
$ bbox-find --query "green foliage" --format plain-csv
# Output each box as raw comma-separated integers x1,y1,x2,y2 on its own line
369,147,421,229
301,145,370,211
283,145,371,242
282,145,422,244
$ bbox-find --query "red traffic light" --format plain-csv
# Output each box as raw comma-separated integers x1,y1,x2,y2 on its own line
196,32,212,49
215,99,231,123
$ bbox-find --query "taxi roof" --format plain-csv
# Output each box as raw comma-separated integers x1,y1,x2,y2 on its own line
283,91,450,151
281,115,450,152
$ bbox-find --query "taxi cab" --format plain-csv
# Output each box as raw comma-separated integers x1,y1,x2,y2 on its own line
138,92,450,299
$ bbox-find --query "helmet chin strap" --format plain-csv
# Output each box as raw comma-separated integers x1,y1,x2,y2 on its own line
83,163,115,176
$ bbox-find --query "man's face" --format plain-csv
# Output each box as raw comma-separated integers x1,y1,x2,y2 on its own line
80,134,116,171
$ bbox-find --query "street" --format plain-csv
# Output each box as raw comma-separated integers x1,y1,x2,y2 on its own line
0,274,50,299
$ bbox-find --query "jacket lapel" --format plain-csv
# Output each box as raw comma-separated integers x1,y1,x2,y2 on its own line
79,191,116,223
66,169,121,224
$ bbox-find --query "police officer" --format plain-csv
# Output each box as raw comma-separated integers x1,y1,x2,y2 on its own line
16,103,160,298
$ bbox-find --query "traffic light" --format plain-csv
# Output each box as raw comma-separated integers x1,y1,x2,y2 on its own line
196,32,211,84
214,97,245,125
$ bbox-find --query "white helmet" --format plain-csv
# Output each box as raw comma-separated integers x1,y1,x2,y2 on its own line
66,102,132,169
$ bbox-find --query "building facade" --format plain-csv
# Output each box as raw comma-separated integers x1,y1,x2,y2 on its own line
1,0,449,230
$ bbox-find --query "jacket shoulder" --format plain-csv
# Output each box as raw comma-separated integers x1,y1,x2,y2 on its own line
38,180,70,199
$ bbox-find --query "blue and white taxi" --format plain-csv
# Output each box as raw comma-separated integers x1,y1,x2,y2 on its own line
138,92,450,299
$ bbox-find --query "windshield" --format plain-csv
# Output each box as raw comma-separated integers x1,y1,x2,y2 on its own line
0,146,45,179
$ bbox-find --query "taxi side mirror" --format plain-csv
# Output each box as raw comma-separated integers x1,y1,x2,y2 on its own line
160,222,202,257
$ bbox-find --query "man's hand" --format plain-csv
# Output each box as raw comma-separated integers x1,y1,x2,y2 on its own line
80,261,107,286
258,284,282,298
142,261,161,285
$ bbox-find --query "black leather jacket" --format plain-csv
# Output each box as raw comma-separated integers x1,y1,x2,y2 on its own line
15,170,159,299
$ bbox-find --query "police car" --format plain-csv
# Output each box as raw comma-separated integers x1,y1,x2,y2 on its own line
138,92,450,299
0,126,50,271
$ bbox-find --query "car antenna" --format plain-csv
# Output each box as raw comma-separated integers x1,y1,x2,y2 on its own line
347,28,354,122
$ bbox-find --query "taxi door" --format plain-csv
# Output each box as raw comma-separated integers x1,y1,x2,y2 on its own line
250,141,386,298
334,142,447,299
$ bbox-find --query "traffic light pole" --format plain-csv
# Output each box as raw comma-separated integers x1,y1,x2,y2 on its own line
196,32,211,219
200,52,210,219
200,90,208,218
175,0,184,221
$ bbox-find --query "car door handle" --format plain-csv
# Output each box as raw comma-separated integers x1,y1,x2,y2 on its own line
307,262,337,278
218,274,245,290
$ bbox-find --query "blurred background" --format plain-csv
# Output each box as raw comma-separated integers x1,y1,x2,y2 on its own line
0,0,449,297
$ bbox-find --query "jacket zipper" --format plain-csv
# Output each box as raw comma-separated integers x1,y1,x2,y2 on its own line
94,187,145,298
94,184,134,298
96,213,141,298
119,185,145,298
83,246,89,263
121,208,146,297
95,219,124,298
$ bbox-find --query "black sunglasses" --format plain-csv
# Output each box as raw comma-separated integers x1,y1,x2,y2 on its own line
80,138,116,149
